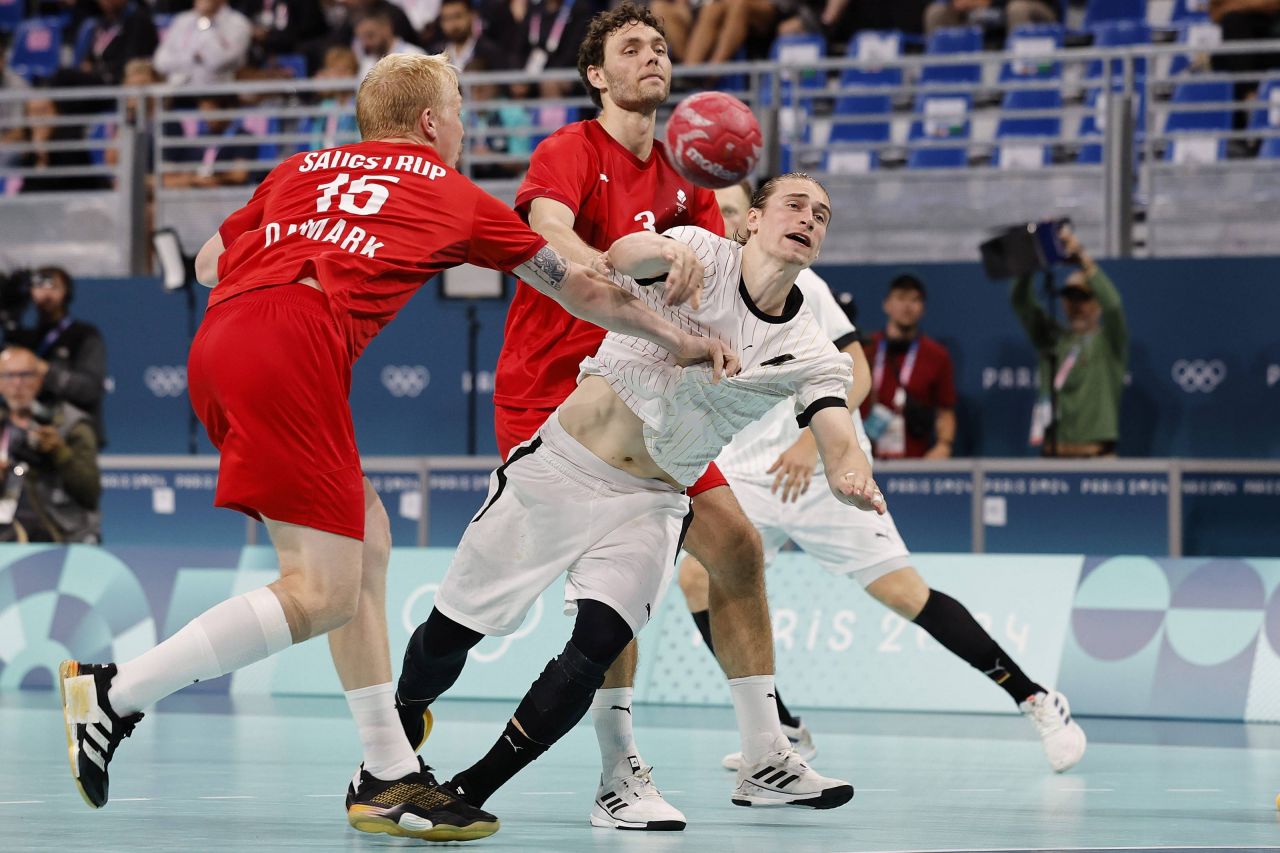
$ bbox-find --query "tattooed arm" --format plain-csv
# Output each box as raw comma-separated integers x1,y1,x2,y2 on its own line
512,246,741,382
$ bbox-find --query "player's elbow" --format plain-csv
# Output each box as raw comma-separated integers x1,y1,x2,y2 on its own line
194,235,223,287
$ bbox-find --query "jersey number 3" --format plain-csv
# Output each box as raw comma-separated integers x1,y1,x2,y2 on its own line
634,210,656,232
316,173,401,216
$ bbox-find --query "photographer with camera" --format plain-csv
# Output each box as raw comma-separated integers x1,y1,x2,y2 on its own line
860,274,958,460
8,267,108,444
1009,225,1128,457
0,346,102,543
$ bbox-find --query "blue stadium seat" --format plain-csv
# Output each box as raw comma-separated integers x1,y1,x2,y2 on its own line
271,53,308,79
844,30,903,88
1077,86,1146,164
824,119,884,173
921,27,982,88
1083,0,1147,30
1086,20,1151,82
0,0,23,33
1163,80,1233,162
1171,0,1210,24
765,33,827,108
1168,20,1221,77
8,17,64,82
1001,24,1064,82
1250,77,1280,160
995,89,1061,168
907,93,971,168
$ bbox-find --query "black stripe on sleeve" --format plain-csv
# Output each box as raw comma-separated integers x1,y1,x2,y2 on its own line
796,396,849,428
833,331,860,350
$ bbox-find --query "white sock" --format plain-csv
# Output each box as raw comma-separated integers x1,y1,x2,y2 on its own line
108,587,293,715
344,682,420,781
591,687,642,776
729,675,789,764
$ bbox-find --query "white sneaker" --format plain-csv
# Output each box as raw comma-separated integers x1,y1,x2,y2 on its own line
731,747,853,809
1020,689,1087,773
722,720,817,771
589,756,686,831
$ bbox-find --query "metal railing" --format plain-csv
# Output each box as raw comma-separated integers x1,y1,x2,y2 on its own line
2,38,1279,270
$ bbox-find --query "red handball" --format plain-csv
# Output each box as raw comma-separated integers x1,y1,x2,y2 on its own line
665,92,763,189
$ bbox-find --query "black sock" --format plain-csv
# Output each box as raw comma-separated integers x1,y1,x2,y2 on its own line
690,609,802,728
451,721,548,808
912,589,1044,705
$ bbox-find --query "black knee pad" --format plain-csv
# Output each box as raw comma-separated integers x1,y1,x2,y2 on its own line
569,598,634,665
514,640,612,745
398,608,484,704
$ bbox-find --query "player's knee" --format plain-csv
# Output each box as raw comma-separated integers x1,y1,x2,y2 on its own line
869,569,930,620
569,599,635,665
294,571,362,634
677,556,711,601
361,485,392,578
705,523,764,592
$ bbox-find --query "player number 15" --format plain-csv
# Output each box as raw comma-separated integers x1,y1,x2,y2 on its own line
316,173,401,216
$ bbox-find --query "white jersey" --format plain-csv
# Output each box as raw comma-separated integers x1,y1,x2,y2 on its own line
580,227,853,487
717,269,873,483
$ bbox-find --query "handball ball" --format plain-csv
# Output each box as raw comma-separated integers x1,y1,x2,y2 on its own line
666,92,763,189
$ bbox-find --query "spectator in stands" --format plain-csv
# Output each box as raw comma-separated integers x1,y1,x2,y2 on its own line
822,0,930,45
306,45,360,149
1210,1,1280,144
860,274,957,460
352,8,425,79
330,0,423,53
524,0,592,72
648,0,695,60
683,0,784,66
1009,225,1127,458
465,55,531,178
162,93,259,187
0,345,102,544
9,267,108,445
77,0,160,86
429,0,504,70
1,39,29,171
234,0,330,72
923,0,1057,36
17,93,112,193
479,0,532,69
153,0,253,86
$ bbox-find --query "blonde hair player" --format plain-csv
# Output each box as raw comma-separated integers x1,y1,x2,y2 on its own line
394,173,877,822
678,179,1088,775
56,53,730,843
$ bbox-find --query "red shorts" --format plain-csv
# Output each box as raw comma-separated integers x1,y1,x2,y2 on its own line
494,403,729,497
188,284,365,540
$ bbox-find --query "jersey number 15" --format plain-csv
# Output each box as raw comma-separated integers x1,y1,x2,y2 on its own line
316,173,401,216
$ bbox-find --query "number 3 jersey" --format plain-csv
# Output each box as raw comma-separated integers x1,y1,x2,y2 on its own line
209,140,546,361
497,120,724,410
581,226,854,488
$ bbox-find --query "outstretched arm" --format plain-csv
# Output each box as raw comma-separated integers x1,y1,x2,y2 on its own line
600,231,706,308
808,405,885,513
513,246,740,382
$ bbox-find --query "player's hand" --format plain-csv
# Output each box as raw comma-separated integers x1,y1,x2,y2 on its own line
831,469,886,514
767,443,819,503
30,425,63,455
660,241,705,310
674,335,740,383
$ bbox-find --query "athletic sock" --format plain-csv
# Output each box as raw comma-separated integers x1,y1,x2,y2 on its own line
451,721,548,808
728,675,789,764
344,682,420,781
912,589,1045,704
590,687,641,776
108,587,293,714
691,610,802,728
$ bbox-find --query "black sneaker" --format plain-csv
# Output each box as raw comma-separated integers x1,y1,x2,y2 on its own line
58,660,144,809
395,694,433,752
346,757,499,842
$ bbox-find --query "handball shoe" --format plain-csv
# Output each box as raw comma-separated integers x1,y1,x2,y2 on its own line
732,748,853,809
346,757,499,842
723,719,817,771
1020,690,1087,773
59,660,143,809
590,756,686,830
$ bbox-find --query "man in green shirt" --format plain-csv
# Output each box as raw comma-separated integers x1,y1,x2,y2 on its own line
1010,226,1128,457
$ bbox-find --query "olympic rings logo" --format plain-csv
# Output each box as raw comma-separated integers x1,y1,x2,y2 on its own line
143,366,188,398
400,582,544,663
381,365,430,398
1171,359,1227,393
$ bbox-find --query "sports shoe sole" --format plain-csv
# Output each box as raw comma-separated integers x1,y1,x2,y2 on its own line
731,783,854,810
58,660,100,810
589,811,686,831
348,806,499,842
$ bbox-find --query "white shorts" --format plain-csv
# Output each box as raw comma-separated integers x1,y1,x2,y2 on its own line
724,470,912,588
435,414,691,637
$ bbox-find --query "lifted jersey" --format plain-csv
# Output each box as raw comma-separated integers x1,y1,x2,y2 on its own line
581,227,853,487
211,140,545,361
717,269,872,483
496,120,723,409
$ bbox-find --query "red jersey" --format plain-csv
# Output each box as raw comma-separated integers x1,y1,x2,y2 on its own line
494,120,724,409
212,140,546,362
